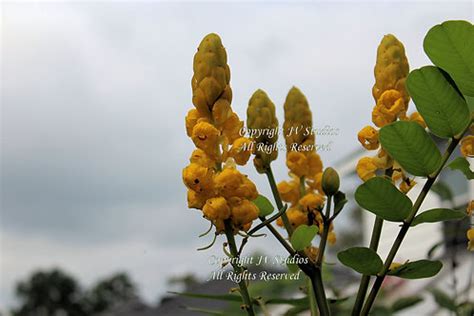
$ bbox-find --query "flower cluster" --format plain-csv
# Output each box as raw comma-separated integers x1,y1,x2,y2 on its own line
356,34,426,193
276,87,336,245
183,33,259,234
246,89,279,173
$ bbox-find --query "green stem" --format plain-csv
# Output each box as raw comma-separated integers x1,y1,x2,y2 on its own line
307,276,319,316
360,132,466,315
351,216,383,316
265,167,293,235
316,196,332,267
224,220,256,316
311,267,331,316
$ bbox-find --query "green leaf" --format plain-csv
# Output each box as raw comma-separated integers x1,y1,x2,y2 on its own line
379,121,442,176
337,247,383,275
412,208,466,226
447,157,474,180
407,66,470,138
253,194,274,217
431,181,454,202
391,296,424,312
424,20,474,96
290,224,318,251
430,288,457,311
388,260,442,279
355,177,412,222
333,191,348,214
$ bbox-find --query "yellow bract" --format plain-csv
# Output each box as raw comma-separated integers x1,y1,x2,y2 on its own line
228,137,252,166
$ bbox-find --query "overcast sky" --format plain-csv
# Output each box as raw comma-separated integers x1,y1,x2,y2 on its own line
1,0,472,311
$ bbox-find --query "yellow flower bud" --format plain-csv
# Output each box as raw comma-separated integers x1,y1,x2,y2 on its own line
283,87,314,150
191,121,220,158
190,149,215,168
305,246,319,263
185,109,201,137
203,197,231,221
182,163,214,193
460,135,474,157
214,167,245,198
229,137,252,165
212,99,232,125
192,33,230,116
247,89,279,172
286,151,309,177
230,199,259,226
389,262,403,271
299,193,325,212
467,228,474,251
222,112,244,144
408,112,427,128
357,126,379,150
356,157,378,181
372,34,409,109
277,180,300,205
322,167,340,196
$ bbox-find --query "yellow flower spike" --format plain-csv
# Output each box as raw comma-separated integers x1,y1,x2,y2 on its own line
203,197,231,221
328,231,337,245
222,112,244,144
190,149,215,169
182,163,215,194
467,200,473,216
283,87,314,150
357,126,380,150
287,151,309,177
356,157,378,181
467,228,474,251
460,135,474,157
192,33,230,116
229,137,252,166
372,34,410,109
277,180,300,205
307,152,323,175
191,122,220,158
247,89,279,173
399,178,416,194
409,112,427,128
299,193,325,212
285,207,309,228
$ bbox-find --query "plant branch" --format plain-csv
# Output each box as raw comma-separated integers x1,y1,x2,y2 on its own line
360,127,469,315
265,167,294,235
224,220,256,316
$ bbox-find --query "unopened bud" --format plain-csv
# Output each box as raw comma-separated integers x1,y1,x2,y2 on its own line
322,167,340,196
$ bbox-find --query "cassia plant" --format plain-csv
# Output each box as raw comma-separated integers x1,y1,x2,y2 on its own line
181,20,474,316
